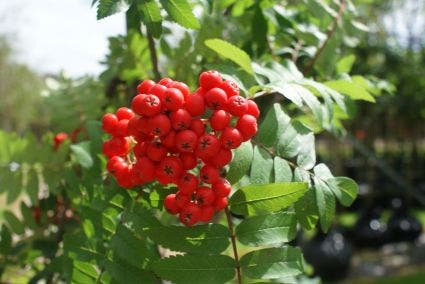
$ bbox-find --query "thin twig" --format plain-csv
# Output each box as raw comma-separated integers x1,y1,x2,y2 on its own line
303,0,346,75
225,206,242,284
147,30,161,81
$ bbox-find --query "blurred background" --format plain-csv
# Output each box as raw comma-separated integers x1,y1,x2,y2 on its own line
0,0,424,283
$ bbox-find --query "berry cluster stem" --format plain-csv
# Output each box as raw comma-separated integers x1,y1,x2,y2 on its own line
147,30,161,81
225,206,242,284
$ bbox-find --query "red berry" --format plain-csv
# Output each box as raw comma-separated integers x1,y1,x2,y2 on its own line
178,173,199,195
220,80,239,97
127,116,141,136
114,119,129,137
116,166,134,188
179,203,201,226
137,79,156,94
175,130,198,152
196,134,221,159
103,137,130,158
167,81,190,98
227,96,248,117
164,194,180,214
146,142,167,162
212,178,231,197
133,142,146,159
214,197,228,211
163,88,184,111
199,206,215,222
159,77,173,86
210,110,231,131
149,114,171,136
175,191,191,209
209,148,232,168
190,119,206,136
185,93,205,117
161,130,176,149
170,109,192,131
180,152,198,170
102,113,118,134
106,156,127,175
220,127,243,149
54,132,68,144
116,107,134,120
133,157,155,182
131,94,162,117
157,156,183,181
195,186,215,206
247,100,260,118
199,70,222,91
200,165,220,184
236,114,258,141
149,84,167,102
205,88,227,110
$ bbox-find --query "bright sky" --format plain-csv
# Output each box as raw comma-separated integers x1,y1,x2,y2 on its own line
0,0,125,77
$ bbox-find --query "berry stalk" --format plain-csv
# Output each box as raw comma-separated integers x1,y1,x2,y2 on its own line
225,206,242,284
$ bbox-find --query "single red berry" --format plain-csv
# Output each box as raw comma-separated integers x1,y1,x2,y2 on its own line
160,130,175,149
164,194,180,214
199,206,215,222
180,152,198,170
114,119,129,137
102,113,118,134
227,96,248,117
137,79,156,94
129,165,146,185
132,94,162,117
210,110,231,131
220,80,239,97
54,132,68,145
236,114,258,141
185,92,206,117
163,88,185,111
106,156,127,175
209,148,232,168
103,137,130,158
178,173,199,195
170,109,192,131
195,186,216,206
159,77,173,86
133,157,156,182
204,88,227,110
146,142,167,162
116,107,134,120
220,127,243,149
149,114,171,136
214,197,228,211
127,116,141,137
149,84,167,102
157,156,183,181
200,165,221,184
179,203,201,226
175,130,198,152
190,119,206,136
199,70,222,91
247,100,260,118
116,166,134,188
212,178,232,197
133,141,146,159
167,81,190,98
156,172,174,185
175,191,191,209
196,134,221,159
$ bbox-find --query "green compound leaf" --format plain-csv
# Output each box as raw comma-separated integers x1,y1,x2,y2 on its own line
205,39,254,74
105,258,160,284
97,0,126,20
325,79,375,102
147,224,230,254
159,0,200,29
70,142,93,169
314,177,335,232
227,141,253,184
250,146,274,185
240,247,305,280
151,254,236,284
236,211,297,246
229,182,308,216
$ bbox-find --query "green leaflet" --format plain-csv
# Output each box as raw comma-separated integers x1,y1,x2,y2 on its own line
151,254,236,284
227,141,253,184
147,224,230,254
205,39,254,74
229,182,308,216
240,247,304,279
159,0,200,29
236,211,297,246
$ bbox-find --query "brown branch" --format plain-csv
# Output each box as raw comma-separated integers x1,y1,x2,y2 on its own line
303,0,346,75
147,30,161,81
225,206,242,284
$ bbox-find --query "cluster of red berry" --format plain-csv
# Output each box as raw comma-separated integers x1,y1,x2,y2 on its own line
101,71,259,226
53,128,82,150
